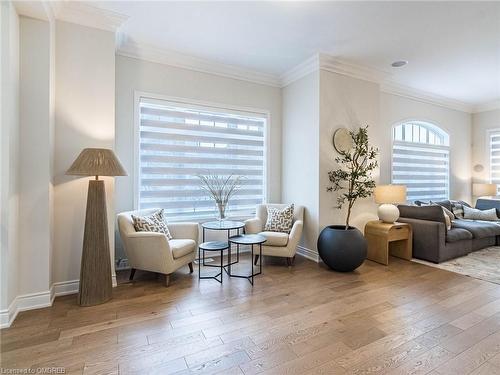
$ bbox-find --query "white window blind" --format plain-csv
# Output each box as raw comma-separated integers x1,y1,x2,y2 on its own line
392,121,450,202
137,97,266,222
490,130,500,193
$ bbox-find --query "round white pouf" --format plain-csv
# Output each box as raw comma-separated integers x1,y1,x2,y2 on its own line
377,204,400,223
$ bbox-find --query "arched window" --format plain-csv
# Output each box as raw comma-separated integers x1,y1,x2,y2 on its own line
392,120,449,202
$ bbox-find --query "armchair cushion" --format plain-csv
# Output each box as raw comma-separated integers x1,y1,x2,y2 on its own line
131,209,172,240
260,231,288,247
264,204,294,233
170,239,197,259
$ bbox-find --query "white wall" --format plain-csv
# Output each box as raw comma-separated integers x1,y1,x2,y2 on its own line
115,55,282,258
471,109,500,183
53,20,116,285
319,70,381,232
282,71,320,251
0,0,20,322
380,93,472,203
18,16,52,296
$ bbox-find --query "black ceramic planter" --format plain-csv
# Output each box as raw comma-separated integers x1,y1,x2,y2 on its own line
317,225,367,272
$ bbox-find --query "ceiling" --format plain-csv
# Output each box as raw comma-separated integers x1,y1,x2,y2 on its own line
95,1,500,107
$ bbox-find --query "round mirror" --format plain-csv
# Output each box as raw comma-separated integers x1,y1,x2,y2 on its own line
333,128,353,153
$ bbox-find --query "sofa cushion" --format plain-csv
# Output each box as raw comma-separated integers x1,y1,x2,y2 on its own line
452,220,500,239
463,206,499,221
446,228,473,243
398,205,447,226
259,231,289,246
170,239,196,259
476,198,500,217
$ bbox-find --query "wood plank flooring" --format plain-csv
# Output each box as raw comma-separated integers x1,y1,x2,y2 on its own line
1,255,500,375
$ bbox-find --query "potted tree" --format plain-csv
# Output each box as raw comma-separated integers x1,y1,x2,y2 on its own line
318,126,378,272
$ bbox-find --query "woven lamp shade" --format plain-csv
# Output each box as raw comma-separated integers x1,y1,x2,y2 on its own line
374,185,407,204
66,148,127,177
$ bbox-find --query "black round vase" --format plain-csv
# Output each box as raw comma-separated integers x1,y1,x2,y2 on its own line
317,225,367,272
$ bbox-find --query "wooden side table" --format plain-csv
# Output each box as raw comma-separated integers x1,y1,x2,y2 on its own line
364,221,412,265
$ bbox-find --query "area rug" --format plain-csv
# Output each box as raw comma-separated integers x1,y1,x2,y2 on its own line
412,246,500,285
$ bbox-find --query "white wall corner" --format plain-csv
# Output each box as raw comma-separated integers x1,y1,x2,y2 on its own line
280,54,320,87
117,38,281,87
297,246,320,263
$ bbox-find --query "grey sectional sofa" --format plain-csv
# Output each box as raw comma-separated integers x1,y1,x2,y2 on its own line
397,199,500,263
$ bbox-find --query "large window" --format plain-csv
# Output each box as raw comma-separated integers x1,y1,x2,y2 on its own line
489,130,500,193
137,96,267,221
392,120,449,202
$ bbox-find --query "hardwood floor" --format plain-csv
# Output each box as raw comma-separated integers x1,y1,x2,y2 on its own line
1,255,500,375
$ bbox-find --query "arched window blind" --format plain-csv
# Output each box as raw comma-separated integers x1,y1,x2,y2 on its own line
392,120,450,202
137,96,267,222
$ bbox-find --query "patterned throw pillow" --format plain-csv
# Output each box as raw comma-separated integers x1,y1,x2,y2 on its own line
264,204,294,233
450,200,469,219
132,209,173,240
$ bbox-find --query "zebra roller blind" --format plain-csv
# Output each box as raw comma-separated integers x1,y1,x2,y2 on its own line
490,130,500,193
138,97,267,221
392,121,450,202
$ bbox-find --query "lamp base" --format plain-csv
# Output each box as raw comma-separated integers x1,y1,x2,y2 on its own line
78,179,112,306
378,204,400,223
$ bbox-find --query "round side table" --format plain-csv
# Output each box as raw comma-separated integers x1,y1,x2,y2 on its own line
198,241,229,284
228,234,266,285
201,220,244,269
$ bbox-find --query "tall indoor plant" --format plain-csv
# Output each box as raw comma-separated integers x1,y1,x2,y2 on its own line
318,126,378,272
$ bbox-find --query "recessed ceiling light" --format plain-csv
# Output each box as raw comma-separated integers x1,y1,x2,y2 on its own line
391,60,408,68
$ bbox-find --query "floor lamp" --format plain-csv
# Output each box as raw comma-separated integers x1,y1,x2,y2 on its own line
66,148,127,306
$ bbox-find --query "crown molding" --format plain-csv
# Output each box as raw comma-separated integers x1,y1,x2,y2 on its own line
14,1,127,32
13,0,53,22
471,100,500,114
318,54,392,84
280,54,320,86
49,1,128,32
380,81,474,113
117,39,282,87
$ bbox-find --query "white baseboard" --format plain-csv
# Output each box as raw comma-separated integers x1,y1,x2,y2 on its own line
297,246,320,263
0,289,52,328
1,274,117,328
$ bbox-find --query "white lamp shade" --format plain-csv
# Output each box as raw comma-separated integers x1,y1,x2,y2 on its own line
374,185,407,204
472,183,497,197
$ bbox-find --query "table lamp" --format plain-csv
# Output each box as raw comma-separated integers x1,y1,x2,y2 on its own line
66,148,127,306
472,183,497,197
374,185,407,223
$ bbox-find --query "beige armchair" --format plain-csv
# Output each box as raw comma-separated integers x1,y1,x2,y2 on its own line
245,204,304,266
117,209,198,286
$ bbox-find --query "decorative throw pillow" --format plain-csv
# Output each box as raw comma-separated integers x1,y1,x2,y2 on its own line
264,204,294,233
463,206,499,221
132,209,173,240
419,202,453,229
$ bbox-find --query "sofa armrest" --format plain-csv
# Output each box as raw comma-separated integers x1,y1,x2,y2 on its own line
397,217,446,263
124,232,172,273
245,217,262,234
287,220,303,252
168,222,199,243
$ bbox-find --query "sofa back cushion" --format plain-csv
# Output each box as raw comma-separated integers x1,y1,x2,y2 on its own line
398,205,447,226
475,198,500,218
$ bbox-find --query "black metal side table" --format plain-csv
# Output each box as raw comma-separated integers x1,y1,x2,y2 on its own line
198,241,229,284
201,220,245,269
228,234,266,285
